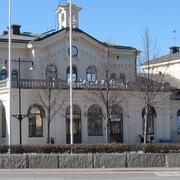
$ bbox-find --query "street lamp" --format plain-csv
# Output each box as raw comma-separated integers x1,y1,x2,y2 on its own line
2,58,34,144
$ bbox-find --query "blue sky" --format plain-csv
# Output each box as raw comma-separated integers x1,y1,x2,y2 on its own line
0,0,180,55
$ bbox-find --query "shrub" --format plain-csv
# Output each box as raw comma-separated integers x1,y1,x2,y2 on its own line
0,145,9,154
0,144,180,154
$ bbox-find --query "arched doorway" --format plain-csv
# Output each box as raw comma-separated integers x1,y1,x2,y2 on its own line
66,105,81,144
110,105,123,143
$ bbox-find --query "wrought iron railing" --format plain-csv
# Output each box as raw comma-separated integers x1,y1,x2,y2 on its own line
11,79,127,90
0,78,171,92
0,79,8,89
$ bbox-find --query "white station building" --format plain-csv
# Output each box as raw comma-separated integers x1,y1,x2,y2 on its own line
0,3,179,145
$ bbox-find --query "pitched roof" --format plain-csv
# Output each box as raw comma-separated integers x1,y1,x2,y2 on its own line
0,27,138,51
138,73,180,89
34,28,138,51
0,32,38,43
143,51,180,65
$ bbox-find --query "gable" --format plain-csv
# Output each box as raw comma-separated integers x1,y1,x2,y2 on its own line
28,28,137,54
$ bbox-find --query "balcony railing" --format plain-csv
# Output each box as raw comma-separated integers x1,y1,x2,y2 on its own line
11,79,127,90
0,78,171,92
0,79,8,89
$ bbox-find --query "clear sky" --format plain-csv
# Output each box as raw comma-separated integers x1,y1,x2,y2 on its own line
0,0,180,55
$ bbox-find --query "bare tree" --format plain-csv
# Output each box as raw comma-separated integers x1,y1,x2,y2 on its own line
136,28,170,144
33,48,67,144
36,84,66,144
88,44,128,143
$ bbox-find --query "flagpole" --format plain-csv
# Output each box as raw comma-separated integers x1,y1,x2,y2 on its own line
69,0,73,144
8,0,12,147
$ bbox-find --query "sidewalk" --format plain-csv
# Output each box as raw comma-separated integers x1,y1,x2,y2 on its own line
0,168,180,172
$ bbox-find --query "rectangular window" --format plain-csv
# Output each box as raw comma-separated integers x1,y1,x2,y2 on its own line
87,74,96,81
119,73,125,83
91,74,96,82
87,74,91,81
110,73,116,80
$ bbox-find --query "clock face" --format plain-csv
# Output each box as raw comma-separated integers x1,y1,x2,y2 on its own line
68,46,78,57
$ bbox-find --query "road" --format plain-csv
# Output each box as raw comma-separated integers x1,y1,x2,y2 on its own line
0,169,180,180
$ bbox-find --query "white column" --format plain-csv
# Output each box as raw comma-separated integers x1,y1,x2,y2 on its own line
69,0,73,144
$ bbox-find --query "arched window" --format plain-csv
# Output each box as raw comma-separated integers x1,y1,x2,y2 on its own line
66,105,81,118
177,109,180,133
0,69,7,80
86,66,97,81
66,66,77,82
142,106,156,135
46,64,57,80
1,106,6,137
28,104,44,137
88,105,102,136
110,105,123,135
11,69,18,81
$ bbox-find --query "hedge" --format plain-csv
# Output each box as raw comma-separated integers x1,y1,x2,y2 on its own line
0,144,180,154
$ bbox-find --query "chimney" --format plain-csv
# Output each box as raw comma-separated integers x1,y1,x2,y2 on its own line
169,46,180,54
11,24,21,35
3,31,8,35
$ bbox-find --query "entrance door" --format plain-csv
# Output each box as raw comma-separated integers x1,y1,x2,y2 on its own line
110,120,123,143
66,105,82,144
110,105,123,143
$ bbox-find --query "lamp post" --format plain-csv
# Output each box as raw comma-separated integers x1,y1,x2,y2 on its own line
2,58,34,144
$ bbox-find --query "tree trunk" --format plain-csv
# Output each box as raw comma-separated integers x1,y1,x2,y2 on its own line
144,106,148,144
106,113,111,143
47,88,51,144
47,121,50,144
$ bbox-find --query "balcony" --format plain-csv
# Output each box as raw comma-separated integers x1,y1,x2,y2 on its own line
0,78,170,92
0,79,8,90
11,79,127,90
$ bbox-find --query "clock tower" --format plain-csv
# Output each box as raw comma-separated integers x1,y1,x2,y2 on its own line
56,3,82,30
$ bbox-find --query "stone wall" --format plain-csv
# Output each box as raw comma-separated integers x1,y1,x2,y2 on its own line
0,153,180,168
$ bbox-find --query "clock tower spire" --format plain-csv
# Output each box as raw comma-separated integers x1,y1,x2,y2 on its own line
56,3,82,30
